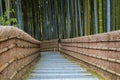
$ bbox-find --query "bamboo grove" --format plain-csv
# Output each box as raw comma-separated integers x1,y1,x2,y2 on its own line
0,0,120,40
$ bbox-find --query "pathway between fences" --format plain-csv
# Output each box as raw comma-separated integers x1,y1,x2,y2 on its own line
28,52,98,80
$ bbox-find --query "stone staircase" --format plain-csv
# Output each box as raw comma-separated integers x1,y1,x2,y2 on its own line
28,52,99,80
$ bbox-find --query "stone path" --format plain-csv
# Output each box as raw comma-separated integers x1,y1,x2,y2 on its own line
28,52,99,80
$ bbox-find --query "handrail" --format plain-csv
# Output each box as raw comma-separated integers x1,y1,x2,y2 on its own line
61,39,120,43
0,36,40,45
61,44,120,52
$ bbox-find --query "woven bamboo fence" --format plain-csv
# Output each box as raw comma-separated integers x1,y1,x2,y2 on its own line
60,30,120,80
0,26,40,80
40,39,58,52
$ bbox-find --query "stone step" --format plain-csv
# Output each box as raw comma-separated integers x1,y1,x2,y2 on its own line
29,75,98,80
28,78,98,80
33,69,86,72
37,65,81,67
35,67,84,70
32,71,87,73
30,73,92,76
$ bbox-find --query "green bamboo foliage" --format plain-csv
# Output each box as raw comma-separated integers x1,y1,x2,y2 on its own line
107,0,111,32
115,0,119,30
94,0,98,34
87,0,91,35
75,0,78,37
0,0,3,16
70,0,76,38
84,0,91,36
102,0,107,32
60,0,66,39
67,0,71,38
48,0,52,40
0,0,3,25
111,0,116,31
78,0,83,36
55,0,59,39
16,0,23,29
118,0,120,29
5,0,10,25
98,0,103,33
84,0,87,36
58,0,61,39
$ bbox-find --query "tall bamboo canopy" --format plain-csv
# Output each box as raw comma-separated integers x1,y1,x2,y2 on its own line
0,0,120,40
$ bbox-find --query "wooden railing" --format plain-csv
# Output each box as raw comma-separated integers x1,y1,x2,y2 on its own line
59,30,120,80
0,26,40,80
